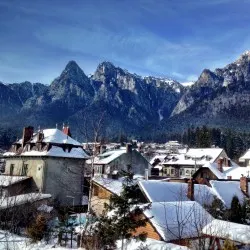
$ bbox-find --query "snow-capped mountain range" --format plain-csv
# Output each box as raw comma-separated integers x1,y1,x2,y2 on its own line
0,51,250,139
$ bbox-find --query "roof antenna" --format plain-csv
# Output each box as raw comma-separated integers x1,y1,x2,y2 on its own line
56,123,58,129
63,123,65,129
38,125,40,132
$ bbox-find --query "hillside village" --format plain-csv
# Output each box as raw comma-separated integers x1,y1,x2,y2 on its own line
0,126,250,249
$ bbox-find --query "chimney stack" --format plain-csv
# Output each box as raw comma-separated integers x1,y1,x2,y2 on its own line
240,176,248,195
217,158,224,172
187,179,194,201
126,143,132,154
62,126,72,137
22,126,34,147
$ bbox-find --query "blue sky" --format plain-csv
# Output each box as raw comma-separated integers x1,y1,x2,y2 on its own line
0,0,250,84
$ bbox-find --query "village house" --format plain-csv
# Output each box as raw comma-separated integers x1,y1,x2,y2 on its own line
161,148,229,178
3,126,89,206
239,149,250,167
90,177,250,249
87,144,151,178
193,159,250,182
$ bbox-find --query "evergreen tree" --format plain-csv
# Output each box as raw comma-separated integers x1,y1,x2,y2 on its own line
230,196,242,223
205,196,226,220
94,172,150,250
241,198,250,224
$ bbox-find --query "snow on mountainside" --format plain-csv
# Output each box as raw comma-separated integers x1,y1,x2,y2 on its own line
168,50,250,131
181,81,195,87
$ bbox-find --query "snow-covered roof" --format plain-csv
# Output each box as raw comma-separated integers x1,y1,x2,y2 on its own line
20,146,89,159
0,193,52,210
139,180,189,202
209,180,248,208
32,128,82,145
92,177,124,195
186,148,223,159
150,154,167,165
163,148,224,166
16,128,81,146
116,238,190,250
239,149,250,161
138,180,216,206
201,162,250,180
202,219,250,244
144,201,213,241
0,175,30,187
202,162,226,179
87,149,126,165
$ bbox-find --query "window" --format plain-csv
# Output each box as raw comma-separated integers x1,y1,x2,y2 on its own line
171,169,175,175
22,164,28,176
94,165,104,175
180,168,184,176
185,170,190,175
10,164,14,176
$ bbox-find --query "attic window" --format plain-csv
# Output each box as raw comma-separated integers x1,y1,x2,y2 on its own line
206,156,212,161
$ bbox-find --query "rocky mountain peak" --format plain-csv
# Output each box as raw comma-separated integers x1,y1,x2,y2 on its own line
94,61,123,80
62,60,88,79
48,61,94,103
65,60,80,69
51,60,89,88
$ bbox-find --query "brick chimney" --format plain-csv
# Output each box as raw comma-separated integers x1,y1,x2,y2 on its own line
126,143,132,154
187,179,194,201
37,131,44,142
240,176,248,195
62,126,72,137
22,126,34,147
217,158,224,172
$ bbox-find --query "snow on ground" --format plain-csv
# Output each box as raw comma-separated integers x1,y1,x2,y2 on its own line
0,229,190,250
116,238,190,250
0,230,78,250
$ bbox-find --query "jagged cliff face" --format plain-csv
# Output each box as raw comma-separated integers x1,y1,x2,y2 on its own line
0,82,22,118
171,51,250,128
0,61,184,137
91,62,184,126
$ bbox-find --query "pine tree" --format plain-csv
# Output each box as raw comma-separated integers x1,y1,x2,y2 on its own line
94,172,150,249
205,196,226,220
230,196,242,223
